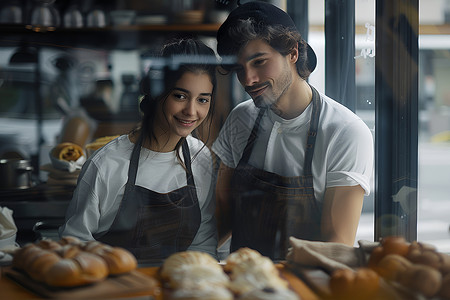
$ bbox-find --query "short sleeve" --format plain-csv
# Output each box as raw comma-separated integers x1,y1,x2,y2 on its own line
326,119,374,195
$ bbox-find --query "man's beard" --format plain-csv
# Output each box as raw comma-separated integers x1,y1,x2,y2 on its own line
254,74,292,110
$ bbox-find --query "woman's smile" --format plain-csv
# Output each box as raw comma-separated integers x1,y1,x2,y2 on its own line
174,116,198,127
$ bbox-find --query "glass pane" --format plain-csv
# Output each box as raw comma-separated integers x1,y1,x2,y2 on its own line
308,0,376,245
310,0,450,251
417,1,450,252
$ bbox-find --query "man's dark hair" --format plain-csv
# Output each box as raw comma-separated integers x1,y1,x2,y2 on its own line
219,18,312,80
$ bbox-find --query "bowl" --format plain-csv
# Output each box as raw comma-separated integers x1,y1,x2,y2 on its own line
110,10,136,26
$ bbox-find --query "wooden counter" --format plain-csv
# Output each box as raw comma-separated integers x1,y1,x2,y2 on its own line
0,264,320,300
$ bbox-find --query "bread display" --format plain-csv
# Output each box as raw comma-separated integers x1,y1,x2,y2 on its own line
160,248,298,300
51,142,85,162
366,236,450,299
12,236,137,287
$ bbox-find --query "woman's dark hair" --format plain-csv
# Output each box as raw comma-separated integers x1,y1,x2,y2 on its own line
135,38,217,169
219,19,311,80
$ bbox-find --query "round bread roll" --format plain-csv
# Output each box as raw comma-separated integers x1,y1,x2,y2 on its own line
167,264,230,290
380,236,410,257
45,252,109,287
161,251,220,280
374,254,412,281
407,241,450,274
52,142,84,162
227,264,289,295
329,268,380,300
397,264,442,298
228,256,278,280
224,247,262,273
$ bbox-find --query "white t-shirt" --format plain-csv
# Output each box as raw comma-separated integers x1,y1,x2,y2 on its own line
59,135,217,258
212,91,374,204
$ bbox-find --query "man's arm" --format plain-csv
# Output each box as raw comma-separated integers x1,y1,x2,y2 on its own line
321,185,365,246
215,162,235,246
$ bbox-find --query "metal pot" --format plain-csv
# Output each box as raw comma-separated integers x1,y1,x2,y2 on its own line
0,159,33,190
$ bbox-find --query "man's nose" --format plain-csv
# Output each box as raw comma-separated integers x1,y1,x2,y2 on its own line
241,67,258,86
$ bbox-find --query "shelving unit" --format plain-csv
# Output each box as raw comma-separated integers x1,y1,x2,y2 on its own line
0,23,221,49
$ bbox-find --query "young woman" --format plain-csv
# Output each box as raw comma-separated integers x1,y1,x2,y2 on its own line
59,39,218,261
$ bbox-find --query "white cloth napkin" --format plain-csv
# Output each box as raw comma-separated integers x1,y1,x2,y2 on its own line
50,153,86,173
286,237,379,273
0,206,19,251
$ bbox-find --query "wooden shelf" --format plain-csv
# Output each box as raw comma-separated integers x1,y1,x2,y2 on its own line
0,23,221,50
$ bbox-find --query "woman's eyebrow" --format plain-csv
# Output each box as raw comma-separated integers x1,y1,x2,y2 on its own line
173,87,212,97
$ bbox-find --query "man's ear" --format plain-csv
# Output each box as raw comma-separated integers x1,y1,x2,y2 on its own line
290,44,299,63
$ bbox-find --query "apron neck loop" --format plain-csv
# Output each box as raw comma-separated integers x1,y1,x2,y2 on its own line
127,134,195,188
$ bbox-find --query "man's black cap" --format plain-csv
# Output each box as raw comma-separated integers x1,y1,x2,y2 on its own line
217,1,317,72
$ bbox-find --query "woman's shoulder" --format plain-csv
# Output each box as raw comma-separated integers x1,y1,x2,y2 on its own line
186,135,209,153
186,135,213,164
88,135,133,164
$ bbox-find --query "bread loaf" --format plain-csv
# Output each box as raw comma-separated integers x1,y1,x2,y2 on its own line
12,237,137,287
46,252,109,287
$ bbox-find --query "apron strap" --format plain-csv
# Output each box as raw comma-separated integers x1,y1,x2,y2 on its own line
240,108,266,164
181,139,195,187
124,133,143,190
303,86,321,176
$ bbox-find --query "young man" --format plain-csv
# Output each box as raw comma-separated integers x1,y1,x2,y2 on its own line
212,1,374,260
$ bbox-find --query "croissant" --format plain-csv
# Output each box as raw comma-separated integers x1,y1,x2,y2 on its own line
52,142,84,162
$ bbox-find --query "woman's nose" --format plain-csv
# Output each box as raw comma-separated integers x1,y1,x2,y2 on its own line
182,99,196,115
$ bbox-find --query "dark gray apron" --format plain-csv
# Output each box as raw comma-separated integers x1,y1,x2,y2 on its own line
97,136,201,262
230,86,323,260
